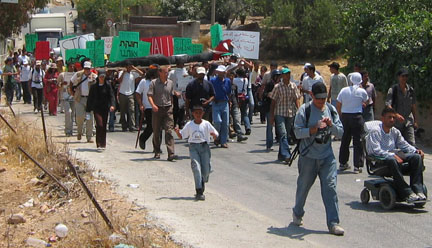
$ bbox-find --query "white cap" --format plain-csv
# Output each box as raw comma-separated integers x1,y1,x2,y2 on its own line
36,60,42,66
196,67,206,75
83,61,92,69
349,72,362,85
303,63,312,69
215,65,226,72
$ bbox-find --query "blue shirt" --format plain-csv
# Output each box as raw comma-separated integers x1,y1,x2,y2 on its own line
210,76,231,101
294,103,344,159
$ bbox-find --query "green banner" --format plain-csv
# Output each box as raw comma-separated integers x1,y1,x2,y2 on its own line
25,34,38,53
87,40,105,67
109,36,120,62
118,31,140,60
65,49,89,65
173,37,192,55
138,41,151,57
190,44,203,55
210,24,223,48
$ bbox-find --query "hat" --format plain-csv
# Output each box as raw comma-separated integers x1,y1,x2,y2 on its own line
312,82,327,99
22,59,29,64
83,61,92,69
50,63,57,69
397,68,409,76
192,105,204,111
56,56,63,62
304,63,312,69
196,67,206,75
271,69,282,76
36,60,42,66
328,62,340,70
349,72,362,85
97,69,106,77
281,68,291,74
215,65,226,72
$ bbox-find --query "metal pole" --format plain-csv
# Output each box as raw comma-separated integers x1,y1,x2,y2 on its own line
40,108,49,152
120,0,124,29
211,0,216,25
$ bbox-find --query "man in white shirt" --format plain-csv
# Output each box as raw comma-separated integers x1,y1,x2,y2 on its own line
118,61,144,132
336,72,368,173
19,59,33,104
301,64,324,103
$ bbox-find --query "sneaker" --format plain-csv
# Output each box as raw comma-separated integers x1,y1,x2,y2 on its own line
34,109,38,114
354,167,363,173
245,129,251,135
292,213,303,226
237,135,248,142
195,193,205,201
154,153,161,159
329,225,345,236
339,163,351,171
406,192,420,203
417,193,427,201
221,144,228,148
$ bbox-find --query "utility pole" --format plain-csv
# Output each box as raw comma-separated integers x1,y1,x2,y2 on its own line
120,0,124,30
211,0,216,25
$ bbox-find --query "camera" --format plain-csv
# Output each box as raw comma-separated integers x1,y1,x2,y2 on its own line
315,127,331,144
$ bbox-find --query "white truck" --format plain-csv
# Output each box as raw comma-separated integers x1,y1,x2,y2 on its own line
29,13,67,41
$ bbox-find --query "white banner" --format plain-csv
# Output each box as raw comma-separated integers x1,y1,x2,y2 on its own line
222,30,260,59
59,33,95,59
47,38,58,49
101,36,113,54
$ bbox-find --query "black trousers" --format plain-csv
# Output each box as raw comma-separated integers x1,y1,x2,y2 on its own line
94,110,108,148
32,87,43,111
339,113,364,167
173,95,185,128
385,153,424,198
21,81,32,103
140,108,154,147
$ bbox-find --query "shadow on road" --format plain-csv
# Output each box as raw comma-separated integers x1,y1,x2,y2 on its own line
267,223,328,240
156,196,196,201
346,201,428,214
75,148,100,153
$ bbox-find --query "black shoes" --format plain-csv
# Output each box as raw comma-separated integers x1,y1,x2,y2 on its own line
167,154,178,161
245,129,251,135
237,135,248,142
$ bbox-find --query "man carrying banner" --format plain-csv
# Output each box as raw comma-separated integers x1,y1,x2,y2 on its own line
70,61,97,142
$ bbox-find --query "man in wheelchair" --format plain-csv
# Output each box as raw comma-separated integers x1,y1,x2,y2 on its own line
366,107,426,203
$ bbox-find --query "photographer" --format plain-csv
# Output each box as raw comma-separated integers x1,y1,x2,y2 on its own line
292,82,345,236
185,67,215,121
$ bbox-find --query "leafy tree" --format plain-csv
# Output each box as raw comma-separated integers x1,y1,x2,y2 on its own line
0,0,49,39
342,0,432,102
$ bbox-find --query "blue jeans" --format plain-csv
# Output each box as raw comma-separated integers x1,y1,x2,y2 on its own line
15,81,22,101
189,143,211,189
293,154,339,229
212,101,229,145
265,112,273,149
109,111,116,130
240,102,251,131
275,115,293,160
247,88,254,123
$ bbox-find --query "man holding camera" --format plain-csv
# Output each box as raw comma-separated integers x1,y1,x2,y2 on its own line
292,82,345,235
185,67,215,121
336,72,369,173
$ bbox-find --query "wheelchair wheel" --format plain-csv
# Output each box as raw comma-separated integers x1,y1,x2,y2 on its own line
379,184,396,210
414,184,428,208
360,188,370,204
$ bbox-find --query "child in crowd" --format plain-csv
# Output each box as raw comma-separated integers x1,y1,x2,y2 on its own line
175,105,218,200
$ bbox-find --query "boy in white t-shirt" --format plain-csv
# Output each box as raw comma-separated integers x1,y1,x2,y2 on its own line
175,105,219,200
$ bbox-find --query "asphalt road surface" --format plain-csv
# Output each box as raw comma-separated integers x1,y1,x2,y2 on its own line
13,102,432,248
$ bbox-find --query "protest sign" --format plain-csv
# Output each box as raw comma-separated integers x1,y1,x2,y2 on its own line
118,31,140,60
173,37,192,55
222,30,260,59
60,35,76,40
35,41,50,60
25,34,38,53
59,33,95,59
190,44,203,55
210,24,223,48
109,37,120,62
138,41,151,57
101,36,113,54
47,38,58,49
65,49,89,65
87,40,105,67
141,35,174,57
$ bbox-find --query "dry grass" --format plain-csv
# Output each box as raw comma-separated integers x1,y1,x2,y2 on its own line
0,108,180,248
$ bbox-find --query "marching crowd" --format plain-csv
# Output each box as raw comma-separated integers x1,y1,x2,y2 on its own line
1,49,427,236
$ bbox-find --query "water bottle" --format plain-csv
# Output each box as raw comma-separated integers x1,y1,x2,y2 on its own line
26,237,52,247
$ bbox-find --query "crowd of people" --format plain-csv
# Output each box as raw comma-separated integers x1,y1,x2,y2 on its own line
1,49,427,236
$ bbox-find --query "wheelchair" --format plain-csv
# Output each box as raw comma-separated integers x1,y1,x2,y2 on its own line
360,121,428,210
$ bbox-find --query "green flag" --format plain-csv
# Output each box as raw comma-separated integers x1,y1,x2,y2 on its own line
210,24,223,48
25,34,38,53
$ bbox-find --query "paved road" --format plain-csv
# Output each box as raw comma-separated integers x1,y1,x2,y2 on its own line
12,102,432,248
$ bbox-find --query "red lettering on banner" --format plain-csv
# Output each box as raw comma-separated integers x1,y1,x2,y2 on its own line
140,36,174,56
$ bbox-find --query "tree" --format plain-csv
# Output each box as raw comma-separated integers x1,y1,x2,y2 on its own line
0,0,49,39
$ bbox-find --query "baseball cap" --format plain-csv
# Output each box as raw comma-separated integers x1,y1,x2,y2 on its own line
312,82,327,99
97,69,106,77
304,62,312,69
349,72,362,85
215,65,226,72
328,62,340,70
271,69,282,76
281,68,291,74
397,68,409,76
83,61,92,69
36,60,42,66
56,56,63,62
196,67,206,75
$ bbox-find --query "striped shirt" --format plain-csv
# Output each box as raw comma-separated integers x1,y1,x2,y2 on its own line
269,81,301,117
